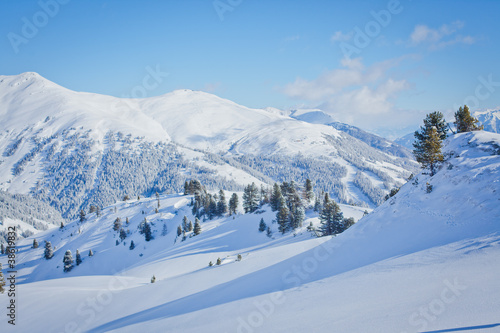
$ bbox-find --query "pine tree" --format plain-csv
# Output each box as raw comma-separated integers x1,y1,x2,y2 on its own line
1,243,4,255
208,261,213,267
184,181,189,195
216,257,222,265
63,250,73,272
144,221,152,242
243,183,259,213
113,218,122,232
259,218,266,232
193,218,202,235
79,209,86,223
414,111,448,141
151,275,156,283
119,228,127,241
177,225,182,237
129,241,135,250
33,239,39,249
319,201,344,236
217,190,228,216
182,216,189,232
161,223,168,236
188,221,193,232
0,263,6,294
266,226,272,238
304,179,314,202
237,254,242,261
89,249,94,256
342,217,356,231
414,126,444,176
60,222,64,230
277,197,290,234
76,250,82,266
290,205,305,230
95,206,101,217
455,105,482,133
270,183,282,211
229,193,239,215
44,241,54,259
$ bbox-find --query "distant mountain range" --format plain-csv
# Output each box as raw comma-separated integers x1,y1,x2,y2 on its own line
0,72,418,225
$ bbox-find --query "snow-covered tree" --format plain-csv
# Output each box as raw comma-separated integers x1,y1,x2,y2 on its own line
89,249,94,257
270,183,282,211
414,126,444,176
217,190,228,216
304,178,314,202
76,250,82,266
194,218,202,235
188,221,193,232
216,258,222,265
177,225,182,237
0,243,4,255
113,218,122,232
79,209,86,223
32,239,39,249
44,241,54,259
63,250,73,272
119,228,127,241
229,193,239,215
277,198,290,234
151,275,156,283
319,201,344,236
161,223,168,236
243,182,259,213
129,241,135,250
259,218,266,232
144,221,152,242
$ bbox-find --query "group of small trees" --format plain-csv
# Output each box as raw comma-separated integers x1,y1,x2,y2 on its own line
42,240,87,272
318,193,354,236
176,216,202,241
269,181,306,234
187,180,237,220
413,105,482,176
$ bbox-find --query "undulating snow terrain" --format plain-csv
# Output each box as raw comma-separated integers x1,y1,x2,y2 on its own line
1,130,499,332
0,73,418,231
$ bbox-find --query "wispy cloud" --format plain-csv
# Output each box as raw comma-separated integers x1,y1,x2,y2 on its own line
330,30,353,42
284,35,300,42
409,21,475,49
281,57,418,133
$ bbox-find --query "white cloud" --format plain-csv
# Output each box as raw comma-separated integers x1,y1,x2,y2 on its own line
281,57,416,135
409,21,475,49
331,31,353,42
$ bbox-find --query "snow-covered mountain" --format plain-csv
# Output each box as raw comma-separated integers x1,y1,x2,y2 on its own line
0,73,418,223
1,130,498,332
475,108,500,133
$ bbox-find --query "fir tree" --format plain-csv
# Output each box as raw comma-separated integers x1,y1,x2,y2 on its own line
129,241,135,250
151,275,156,283
208,261,213,267
216,257,222,265
193,218,202,235
270,183,282,211
414,126,444,176
342,217,356,231
119,228,127,241
89,249,94,256
229,193,239,215
277,199,290,234
161,223,168,236
266,226,272,238
89,205,97,214
217,190,228,216
455,105,482,133
182,216,189,232
113,218,122,232
95,206,101,217
243,183,259,213
79,209,86,223
319,201,344,236
177,225,182,237
144,221,152,242
259,218,267,232
188,221,193,232
44,241,54,259
63,250,73,272
304,178,314,202
0,263,6,294
60,222,64,230
184,181,189,195
414,111,448,141
1,243,4,255
237,254,242,261
76,250,82,266
33,239,39,249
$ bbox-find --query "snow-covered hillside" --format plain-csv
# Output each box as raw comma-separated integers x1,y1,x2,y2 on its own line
1,131,498,333
0,72,418,225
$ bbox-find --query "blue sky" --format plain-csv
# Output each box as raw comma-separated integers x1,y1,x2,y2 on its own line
1,0,499,138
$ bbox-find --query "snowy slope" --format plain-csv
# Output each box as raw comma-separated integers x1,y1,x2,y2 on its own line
1,131,498,333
